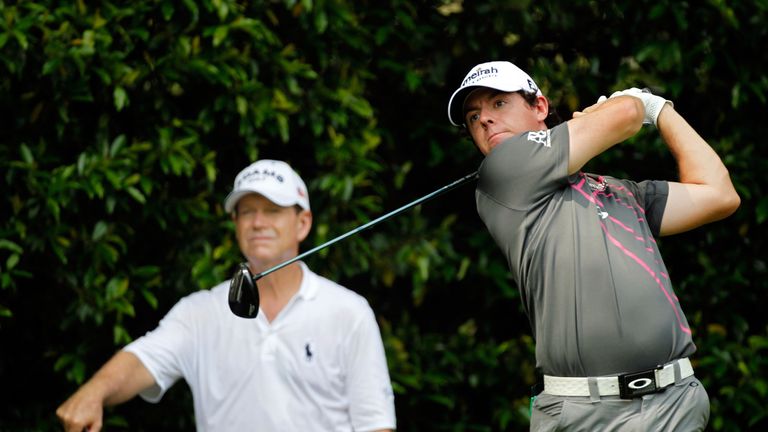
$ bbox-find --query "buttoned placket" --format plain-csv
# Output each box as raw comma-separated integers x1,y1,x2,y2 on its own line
256,292,305,360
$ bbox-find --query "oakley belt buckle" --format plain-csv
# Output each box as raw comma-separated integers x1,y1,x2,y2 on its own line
618,367,659,399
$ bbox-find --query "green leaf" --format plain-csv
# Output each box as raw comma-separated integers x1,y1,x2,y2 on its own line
92,221,108,241
0,301,12,317
20,144,34,164
77,153,87,174
113,86,128,111
53,353,74,372
70,360,86,384
113,324,131,345
161,1,175,20
110,135,127,157
236,95,248,116
13,30,29,50
756,197,768,224
181,0,200,24
141,288,159,309
123,173,140,186
213,26,229,47
0,240,23,254
133,266,160,278
314,10,328,33
106,276,129,300
276,113,290,142
6,254,20,270
127,186,146,204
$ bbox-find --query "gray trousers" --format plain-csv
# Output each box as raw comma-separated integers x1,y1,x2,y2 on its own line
530,376,710,431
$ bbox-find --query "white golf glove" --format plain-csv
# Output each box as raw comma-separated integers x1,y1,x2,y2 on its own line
597,87,673,126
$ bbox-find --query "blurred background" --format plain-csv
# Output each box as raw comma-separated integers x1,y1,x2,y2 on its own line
1,0,765,430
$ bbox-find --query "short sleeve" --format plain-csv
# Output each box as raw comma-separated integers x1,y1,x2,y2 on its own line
123,297,197,402
345,304,396,431
477,123,570,211
636,180,669,236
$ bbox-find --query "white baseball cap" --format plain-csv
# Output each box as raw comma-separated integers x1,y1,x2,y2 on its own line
447,61,542,126
224,159,310,213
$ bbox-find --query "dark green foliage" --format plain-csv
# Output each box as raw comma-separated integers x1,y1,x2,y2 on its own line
1,0,765,430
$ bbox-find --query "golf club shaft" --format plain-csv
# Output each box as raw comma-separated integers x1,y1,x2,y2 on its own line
252,170,479,280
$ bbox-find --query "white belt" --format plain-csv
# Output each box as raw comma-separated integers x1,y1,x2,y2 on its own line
543,358,694,399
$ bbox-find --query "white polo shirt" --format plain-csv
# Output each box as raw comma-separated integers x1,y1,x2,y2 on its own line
124,262,396,431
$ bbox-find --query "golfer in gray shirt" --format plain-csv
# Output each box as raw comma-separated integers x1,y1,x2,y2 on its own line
447,61,740,431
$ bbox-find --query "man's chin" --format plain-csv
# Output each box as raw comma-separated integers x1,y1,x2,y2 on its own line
243,248,276,264
486,139,505,153
487,134,509,149
247,252,295,271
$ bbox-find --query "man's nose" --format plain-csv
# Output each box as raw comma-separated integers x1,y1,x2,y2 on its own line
480,111,495,127
248,211,268,226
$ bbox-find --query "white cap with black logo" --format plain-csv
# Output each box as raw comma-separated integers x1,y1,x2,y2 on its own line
224,159,310,213
447,61,542,126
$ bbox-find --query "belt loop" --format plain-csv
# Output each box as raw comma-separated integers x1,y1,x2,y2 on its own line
673,359,682,384
588,377,600,402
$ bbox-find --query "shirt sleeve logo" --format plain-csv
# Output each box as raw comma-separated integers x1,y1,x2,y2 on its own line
527,130,551,148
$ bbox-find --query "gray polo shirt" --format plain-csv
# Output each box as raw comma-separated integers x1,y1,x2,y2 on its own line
476,123,696,377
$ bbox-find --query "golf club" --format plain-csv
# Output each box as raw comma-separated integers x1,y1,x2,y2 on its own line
228,170,479,318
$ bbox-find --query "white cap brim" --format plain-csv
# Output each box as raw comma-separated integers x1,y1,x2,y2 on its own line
224,159,310,213
224,189,307,213
447,61,542,126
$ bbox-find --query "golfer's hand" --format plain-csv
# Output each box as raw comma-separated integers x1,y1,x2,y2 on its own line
56,388,104,432
606,88,673,126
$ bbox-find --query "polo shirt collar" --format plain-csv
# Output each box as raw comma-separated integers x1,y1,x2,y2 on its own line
294,261,319,301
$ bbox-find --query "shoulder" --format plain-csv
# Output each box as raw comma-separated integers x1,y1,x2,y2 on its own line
181,280,230,304
480,124,569,175
162,280,231,320
303,268,375,322
311,271,370,308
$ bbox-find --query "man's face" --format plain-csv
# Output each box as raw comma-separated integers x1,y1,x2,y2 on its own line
233,193,312,270
463,89,548,155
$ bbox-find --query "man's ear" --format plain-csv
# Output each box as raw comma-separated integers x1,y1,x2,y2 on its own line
296,210,313,242
535,95,550,122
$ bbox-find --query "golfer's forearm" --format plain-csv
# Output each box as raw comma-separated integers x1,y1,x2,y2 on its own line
88,350,156,406
657,107,733,190
567,96,644,174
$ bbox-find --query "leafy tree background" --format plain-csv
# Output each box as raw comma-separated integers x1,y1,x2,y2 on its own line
1,0,766,430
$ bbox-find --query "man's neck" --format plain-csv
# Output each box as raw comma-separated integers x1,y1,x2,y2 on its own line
255,262,304,322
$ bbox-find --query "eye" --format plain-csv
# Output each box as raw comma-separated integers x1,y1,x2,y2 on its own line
494,98,507,108
466,112,480,124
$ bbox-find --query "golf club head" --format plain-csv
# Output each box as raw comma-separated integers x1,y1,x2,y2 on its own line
228,263,260,318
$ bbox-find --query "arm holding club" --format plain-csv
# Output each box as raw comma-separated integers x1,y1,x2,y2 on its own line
654,103,740,235
56,351,156,432
578,87,740,235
